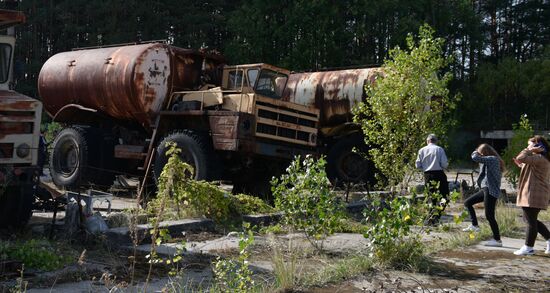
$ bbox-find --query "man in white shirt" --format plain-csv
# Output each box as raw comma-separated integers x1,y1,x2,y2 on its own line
416,134,449,224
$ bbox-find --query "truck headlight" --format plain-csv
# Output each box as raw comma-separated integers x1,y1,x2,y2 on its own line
16,143,30,158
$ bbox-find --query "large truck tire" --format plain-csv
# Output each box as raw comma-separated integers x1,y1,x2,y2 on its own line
0,183,34,229
326,135,375,186
154,130,218,182
49,126,89,187
49,126,115,188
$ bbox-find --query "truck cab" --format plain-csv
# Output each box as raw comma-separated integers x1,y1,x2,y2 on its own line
0,9,42,228
169,63,319,149
223,63,288,99
155,63,320,194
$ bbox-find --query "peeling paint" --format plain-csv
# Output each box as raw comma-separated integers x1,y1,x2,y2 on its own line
282,68,382,127
38,43,224,129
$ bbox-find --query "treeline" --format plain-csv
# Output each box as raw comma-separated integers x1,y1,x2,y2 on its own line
2,0,549,131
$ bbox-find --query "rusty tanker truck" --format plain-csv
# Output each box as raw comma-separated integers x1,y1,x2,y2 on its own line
0,10,43,228
39,42,380,194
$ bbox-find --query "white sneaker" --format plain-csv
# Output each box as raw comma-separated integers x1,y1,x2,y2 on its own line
514,245,534,256
462,225,481,232
483,239,502,247
545,240,550,255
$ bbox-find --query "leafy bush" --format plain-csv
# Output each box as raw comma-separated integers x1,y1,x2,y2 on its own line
272,155,344,251
363,194,425,266
149,143,277,224
213,225,255,292
44,121,63,143
148,143,233,223
353,24,457,189
232,193,275,215
0,239,72,271
502,115,533,188
363,190,463,268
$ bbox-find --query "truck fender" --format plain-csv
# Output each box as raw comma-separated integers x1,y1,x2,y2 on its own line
52,104,98,124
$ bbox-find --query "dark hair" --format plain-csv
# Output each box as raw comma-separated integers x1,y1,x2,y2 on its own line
477,143,505,172
529,135,550,161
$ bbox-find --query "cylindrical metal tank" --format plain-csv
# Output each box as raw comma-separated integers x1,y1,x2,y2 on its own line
38,43,223,129
282,67,382,127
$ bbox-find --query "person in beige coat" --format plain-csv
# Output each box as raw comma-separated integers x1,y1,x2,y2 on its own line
513,135,550,255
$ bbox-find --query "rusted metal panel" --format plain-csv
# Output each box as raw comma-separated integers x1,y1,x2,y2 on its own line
209,114,240,151
211,137,239,151
0,9,25,30
38,43,224,130
282,68,382,127
208,112,256,151
0,92,42,165
114,144,146,160
0,92,40,111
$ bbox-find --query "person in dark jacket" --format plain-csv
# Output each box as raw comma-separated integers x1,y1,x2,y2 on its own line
462,144,504,247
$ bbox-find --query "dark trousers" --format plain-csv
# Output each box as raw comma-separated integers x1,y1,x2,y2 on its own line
424,170,449,222
521,207,550,247
464,187,500,241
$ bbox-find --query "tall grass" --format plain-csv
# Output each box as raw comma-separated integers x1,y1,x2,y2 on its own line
495,200,522,237
539,209,550,221
300,254,373,288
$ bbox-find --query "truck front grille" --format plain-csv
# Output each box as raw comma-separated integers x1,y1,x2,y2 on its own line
254,98,319,147
0,143,14,158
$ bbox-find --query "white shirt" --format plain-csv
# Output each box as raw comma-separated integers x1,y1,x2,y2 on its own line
415,143,448,172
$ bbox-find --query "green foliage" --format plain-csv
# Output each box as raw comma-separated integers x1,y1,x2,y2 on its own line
148,143,233,223
495,200,521,237
232,193,275,215
259,223,287,235
363,195,425,266
272,155,344,250
354,24,457,188
501,115,534,188
301,254,373,288
271,244,300,291
213,224,255,293
0,239,72,271
44,122,62,143
145,228,186,276
363,190,463,268
150,143,277,225
464,56,550,130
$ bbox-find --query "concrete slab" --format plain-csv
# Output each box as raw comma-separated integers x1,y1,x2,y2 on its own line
105,218,215,245
134,234,245,257
473,236,548,253
242,212,282,226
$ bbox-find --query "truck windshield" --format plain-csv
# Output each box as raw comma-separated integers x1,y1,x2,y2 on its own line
0,44,11,83
254,69,288,99
248,69,259,88
227,69,247,89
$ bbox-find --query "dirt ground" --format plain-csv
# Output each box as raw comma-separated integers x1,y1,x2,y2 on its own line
315,237,550,292
2,170,550,292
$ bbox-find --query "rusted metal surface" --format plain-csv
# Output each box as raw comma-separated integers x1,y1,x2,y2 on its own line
39,43,224,129
282,67,382,127
0,91,39,111
114,144,146,159
0,92,42,164
0,9,25,30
